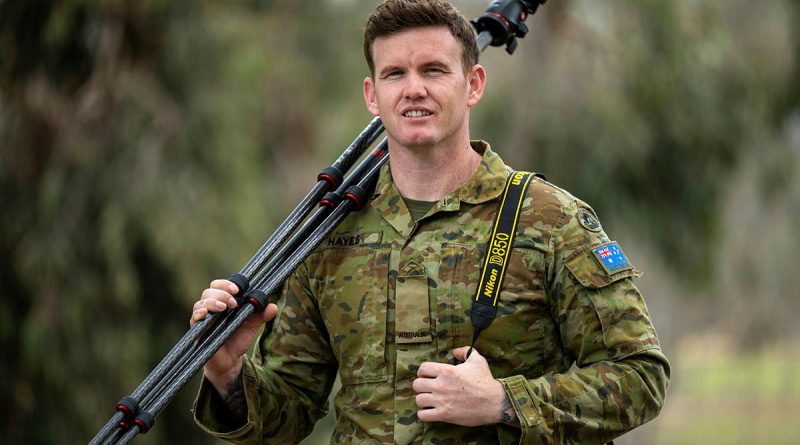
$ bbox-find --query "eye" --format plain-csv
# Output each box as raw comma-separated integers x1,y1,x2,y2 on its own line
424,66,446,76
383,70,403,79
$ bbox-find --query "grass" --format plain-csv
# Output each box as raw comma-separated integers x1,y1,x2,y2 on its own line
623,338,800,444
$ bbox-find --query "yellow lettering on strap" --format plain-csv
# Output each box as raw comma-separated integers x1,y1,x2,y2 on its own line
471,171,535,333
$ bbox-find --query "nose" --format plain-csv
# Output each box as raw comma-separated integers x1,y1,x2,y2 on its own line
403,73,427,100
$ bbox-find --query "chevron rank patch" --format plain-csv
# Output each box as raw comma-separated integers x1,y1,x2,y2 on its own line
592,242,633,274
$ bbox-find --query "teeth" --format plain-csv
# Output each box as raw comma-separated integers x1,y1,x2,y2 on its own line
404,110,432,117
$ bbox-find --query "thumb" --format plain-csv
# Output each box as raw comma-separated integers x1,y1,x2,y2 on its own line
262,302,278,323
452,346,481,362
243,303,277,331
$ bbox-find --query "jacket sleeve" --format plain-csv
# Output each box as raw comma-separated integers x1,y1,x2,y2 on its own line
498,199,670,445
192,259,338,444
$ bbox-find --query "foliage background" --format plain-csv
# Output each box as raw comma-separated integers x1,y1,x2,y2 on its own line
1,0,799,443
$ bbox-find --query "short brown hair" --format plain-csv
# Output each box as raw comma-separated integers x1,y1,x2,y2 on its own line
363,0,479,76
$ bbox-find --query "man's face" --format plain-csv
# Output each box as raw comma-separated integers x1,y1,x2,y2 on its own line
363,26,485,151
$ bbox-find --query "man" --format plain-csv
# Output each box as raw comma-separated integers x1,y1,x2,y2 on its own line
191,0,670,443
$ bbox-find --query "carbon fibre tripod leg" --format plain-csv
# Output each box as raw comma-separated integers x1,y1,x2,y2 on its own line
88,120,384,445
111,150,389,445
126,141,390,428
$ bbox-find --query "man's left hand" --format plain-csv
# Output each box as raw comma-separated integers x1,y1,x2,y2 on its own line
413,346,512,427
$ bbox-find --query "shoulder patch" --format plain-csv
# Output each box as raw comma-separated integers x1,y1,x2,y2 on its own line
578,208,602,232
592,241,632,274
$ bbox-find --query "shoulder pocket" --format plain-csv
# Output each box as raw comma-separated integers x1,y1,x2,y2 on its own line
564,241,641,289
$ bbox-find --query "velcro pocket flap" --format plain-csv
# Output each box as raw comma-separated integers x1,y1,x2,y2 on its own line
396,260,433,344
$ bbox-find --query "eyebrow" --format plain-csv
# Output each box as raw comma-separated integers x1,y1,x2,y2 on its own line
377,60,452,77
378,65,404,77
420,61,450,71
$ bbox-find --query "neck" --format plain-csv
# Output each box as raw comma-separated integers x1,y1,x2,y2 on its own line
388,138,482,201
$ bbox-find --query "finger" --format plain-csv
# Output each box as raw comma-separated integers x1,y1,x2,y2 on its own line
190,307,211,324
210,279,239,295
412,377,436,394
416,407,443,423
415,392,436,409
194,296,229,313
201,288,238,308
417,361,452,378
189,300,227,326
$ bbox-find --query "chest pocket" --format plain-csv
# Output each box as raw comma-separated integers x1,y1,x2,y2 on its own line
428,243,477,361
434,243,554,378
474,246,555,378
313,245,390,385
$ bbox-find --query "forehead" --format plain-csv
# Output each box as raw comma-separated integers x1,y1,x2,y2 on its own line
371,26,462,68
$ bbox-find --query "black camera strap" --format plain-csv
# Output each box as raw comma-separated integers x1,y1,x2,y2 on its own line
469,171,535,350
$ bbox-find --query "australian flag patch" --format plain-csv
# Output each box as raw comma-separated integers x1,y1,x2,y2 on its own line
592,242,633,274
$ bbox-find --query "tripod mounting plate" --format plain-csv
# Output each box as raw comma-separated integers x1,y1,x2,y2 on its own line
471,0,546,54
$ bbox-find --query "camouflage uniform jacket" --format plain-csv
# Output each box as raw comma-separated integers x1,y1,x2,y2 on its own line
193,141,670,444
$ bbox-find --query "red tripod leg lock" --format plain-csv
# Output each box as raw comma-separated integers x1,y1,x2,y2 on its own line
318,166,344,189
115,396,140,421
133,411,155,434
243,289,269,313
344,185,370,211
320,191,343,209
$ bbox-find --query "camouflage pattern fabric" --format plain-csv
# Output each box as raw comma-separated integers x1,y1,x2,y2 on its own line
193,141,670,444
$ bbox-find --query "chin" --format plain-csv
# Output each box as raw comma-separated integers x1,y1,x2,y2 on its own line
400,141,437,151
397,134,439,149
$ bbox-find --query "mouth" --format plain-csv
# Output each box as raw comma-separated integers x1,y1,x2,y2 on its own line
402,110,433,118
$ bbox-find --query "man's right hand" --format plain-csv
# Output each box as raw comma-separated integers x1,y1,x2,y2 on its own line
191,279,278,397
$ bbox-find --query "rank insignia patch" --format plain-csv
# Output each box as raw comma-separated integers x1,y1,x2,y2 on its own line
592,242,633,274
578,208,602,232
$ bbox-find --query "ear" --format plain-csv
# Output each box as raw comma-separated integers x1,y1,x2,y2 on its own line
466,64,487,107
363,76,380,116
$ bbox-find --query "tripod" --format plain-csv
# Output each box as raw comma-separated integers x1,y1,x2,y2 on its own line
89,1,545,443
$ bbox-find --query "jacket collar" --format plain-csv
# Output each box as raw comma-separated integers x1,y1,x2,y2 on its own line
370,140,510,238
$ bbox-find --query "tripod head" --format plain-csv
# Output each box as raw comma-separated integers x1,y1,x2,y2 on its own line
472,0,546,54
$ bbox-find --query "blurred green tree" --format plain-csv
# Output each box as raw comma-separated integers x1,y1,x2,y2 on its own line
1,1,798,444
